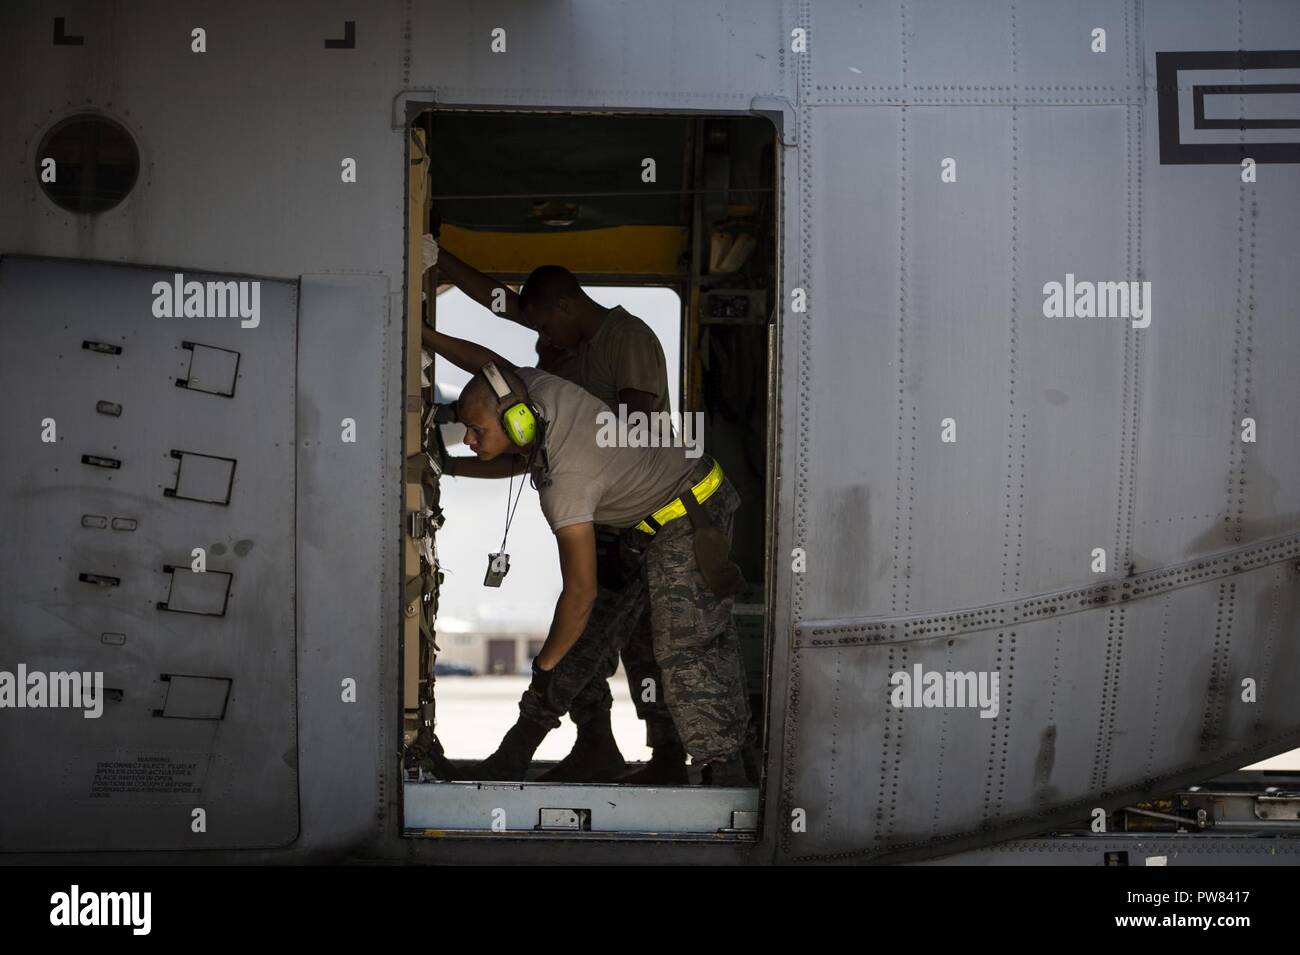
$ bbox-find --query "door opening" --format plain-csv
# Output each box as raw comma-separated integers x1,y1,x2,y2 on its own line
401,109,779,839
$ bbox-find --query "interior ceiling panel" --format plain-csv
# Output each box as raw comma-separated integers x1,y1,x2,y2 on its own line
428,113,690,232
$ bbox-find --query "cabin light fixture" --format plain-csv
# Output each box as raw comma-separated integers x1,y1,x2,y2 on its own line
530,199,579,227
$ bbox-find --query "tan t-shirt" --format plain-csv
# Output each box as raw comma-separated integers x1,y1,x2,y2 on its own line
572,306,671,413
517,367,696,532
537,343,582,383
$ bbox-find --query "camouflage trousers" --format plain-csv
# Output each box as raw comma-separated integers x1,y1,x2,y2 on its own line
642,462,750,762
519,457,750,763
518,527,681,749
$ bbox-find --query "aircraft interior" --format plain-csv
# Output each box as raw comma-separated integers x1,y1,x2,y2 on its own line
401,110,780,836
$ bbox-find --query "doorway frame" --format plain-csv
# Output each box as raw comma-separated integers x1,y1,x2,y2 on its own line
399,103,785,842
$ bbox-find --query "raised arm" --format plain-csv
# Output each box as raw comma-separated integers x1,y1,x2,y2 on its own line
422,327,515,376
437,246,527,328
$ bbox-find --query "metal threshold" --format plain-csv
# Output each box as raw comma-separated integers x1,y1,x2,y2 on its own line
403,780,759,837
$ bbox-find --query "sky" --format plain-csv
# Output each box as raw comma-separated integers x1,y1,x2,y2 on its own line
430,285,681,634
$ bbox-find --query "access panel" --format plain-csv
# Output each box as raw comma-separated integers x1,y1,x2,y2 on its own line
0,256,299,851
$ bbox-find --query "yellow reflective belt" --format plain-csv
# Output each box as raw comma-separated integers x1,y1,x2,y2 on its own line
635,458,724,535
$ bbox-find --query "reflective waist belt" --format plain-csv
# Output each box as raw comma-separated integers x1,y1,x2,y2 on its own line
635,458,724,536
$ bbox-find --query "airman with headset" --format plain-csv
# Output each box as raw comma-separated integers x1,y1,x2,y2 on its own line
427,328,752,787
424,236,691,785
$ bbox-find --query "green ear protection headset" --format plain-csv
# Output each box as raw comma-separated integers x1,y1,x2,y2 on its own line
481,361,538,447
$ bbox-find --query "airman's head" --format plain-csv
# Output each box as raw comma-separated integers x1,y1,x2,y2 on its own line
519,265,587,349
456,364,532,461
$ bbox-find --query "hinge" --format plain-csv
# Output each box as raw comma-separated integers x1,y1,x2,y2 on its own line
538,808,591,831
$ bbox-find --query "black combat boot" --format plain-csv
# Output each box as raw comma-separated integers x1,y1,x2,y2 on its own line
619,741,689,786
701,752,751,787
463,717,550,782
536,712,626,783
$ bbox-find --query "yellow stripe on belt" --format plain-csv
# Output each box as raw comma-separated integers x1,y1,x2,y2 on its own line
635,458,724,535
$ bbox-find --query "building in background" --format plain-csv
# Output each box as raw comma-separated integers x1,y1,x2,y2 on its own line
435,628,545,676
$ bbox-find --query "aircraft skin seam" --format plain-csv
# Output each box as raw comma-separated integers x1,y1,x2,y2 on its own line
793,532,1300,646
428,87,768,104
929,638,954,835
983,631,1015,825
882,0,910,848
1226,65,1258,548
892,102,911,615
1116,3,1142,575
777,0,814,863
788,723,1300,864
1252,567,1285,740
983,839,1300,856
1144,595,1171,778
1198,581,1236,754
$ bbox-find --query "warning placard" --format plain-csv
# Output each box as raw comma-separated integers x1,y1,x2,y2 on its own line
88,754,207,800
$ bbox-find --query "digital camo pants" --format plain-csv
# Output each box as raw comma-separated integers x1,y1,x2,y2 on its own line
642,467,750,763
518,528,680,749
519,464,750,762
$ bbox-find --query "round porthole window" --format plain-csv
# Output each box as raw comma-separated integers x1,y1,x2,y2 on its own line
36,113,140,214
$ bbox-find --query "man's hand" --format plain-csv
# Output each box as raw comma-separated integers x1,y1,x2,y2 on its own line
421,234,439,273
527,657,560,716
430,402,459,426
430,430,455,476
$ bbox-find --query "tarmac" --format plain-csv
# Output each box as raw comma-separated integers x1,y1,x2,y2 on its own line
433,673,653,763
